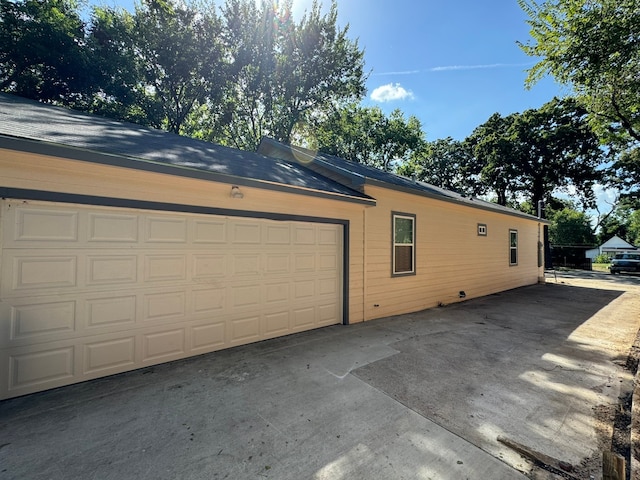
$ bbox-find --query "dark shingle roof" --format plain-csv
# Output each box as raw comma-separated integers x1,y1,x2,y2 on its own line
258,137,546,222
0,94,374,205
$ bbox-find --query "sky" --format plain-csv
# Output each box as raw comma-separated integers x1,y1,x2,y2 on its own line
299,0,569,141
90,0,617,215
95,0,567,141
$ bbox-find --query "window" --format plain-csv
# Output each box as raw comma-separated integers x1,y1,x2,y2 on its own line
477,223,487,236
392,213,415,275
509,229,518,265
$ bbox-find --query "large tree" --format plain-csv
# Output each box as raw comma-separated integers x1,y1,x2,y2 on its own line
549,207,596,246
518,0,640,144
213,0,366,150
131,0,228,133
397,137,473,192
0,0,92,103
466,98,606,211
315,103,424,171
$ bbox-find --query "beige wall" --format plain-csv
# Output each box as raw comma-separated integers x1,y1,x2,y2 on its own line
1,149,544,326
0,150,369,323
362,185,543,321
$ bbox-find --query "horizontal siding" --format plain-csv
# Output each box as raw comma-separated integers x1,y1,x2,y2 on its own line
363,185,543,321
0,151,368,324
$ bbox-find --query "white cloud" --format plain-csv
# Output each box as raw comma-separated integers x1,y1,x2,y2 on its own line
370,83,414,102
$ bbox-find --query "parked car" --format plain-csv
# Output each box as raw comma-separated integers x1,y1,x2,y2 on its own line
609,253,640,274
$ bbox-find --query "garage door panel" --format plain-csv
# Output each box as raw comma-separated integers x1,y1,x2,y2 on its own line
8,344,75,391
190,321,226,352
264,311,290,337
88,212,138,243
10,300,76,341
142,328,186,362
87,255,138,286
191,287,225,314
0,200,343,399
144,254,187,282
143,290,186,321
86,294,137,329
192,254,227,279
8,254,78,293
232,222,262,244
84,337,136,374
230,316,261,345
14,208,78,243
145,216,188,243
265,253,290,274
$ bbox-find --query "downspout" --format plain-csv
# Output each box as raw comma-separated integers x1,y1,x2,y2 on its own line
363,207,368,321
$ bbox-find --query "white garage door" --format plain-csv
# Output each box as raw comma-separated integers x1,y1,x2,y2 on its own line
0,200,343,399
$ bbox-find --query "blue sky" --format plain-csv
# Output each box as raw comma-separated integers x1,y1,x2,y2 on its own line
327,0,568,141
95,0,567,141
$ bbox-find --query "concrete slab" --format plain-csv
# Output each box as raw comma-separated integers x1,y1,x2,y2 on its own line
1,270,639,480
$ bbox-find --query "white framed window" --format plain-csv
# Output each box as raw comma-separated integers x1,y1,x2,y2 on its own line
478,223,487,236
509,229,518,266
392,212,415,276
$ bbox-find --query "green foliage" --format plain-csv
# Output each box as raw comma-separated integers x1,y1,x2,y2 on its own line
548,207,596,246
212,0,366,150
397,137,473,192
593,253,611,263
0,0,92,103
0,0,365,144
465,97,605,210
315,103,424,171
518,0,640,144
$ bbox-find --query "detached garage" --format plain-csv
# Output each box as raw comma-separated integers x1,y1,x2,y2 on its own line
1,94,546,400
0,94,372,399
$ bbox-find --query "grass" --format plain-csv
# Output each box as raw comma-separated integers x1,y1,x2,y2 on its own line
592,263,611,272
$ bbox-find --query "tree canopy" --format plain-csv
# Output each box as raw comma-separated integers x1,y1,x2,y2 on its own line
0,0,366,145
466,97,605,211
518,0,640,144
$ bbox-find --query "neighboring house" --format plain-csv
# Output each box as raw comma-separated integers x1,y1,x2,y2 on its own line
586,235,637,260
0,94,546,400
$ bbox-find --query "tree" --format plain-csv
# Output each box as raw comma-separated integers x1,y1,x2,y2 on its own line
549,207,596,246
518,0,640,144
85,6,146,123
213,0,366,150
397,137,473,192
466,98,606,211
465,112,520,205
315,103,424,170
131,0,228,133
0,0,92,104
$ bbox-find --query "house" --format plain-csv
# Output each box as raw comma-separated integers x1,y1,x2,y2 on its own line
586,235,637,260
0,94,546,400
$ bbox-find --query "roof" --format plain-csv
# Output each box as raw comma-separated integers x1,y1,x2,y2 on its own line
258,137,547,223
600,235,637,249
0,94,374,205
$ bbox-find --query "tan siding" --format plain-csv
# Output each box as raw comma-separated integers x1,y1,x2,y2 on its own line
0,150,368,324
363,185,543,320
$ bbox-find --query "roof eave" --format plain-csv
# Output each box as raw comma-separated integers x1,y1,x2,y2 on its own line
0,135,376,207
364,177,549,223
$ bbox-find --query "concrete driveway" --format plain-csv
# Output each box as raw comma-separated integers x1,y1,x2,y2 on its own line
2,271,640,480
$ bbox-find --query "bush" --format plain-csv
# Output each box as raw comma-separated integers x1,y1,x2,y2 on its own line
594,253,611,264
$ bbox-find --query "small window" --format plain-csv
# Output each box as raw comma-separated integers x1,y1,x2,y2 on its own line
477,223,487,236
509,229,518,265
392,213,415,276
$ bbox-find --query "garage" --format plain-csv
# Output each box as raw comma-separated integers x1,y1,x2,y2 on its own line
0,199,343,399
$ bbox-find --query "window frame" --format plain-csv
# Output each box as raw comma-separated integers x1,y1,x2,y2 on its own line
509,229,518,266
391,212,416,277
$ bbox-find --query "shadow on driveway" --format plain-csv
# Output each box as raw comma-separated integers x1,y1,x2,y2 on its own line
1,276,639,479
